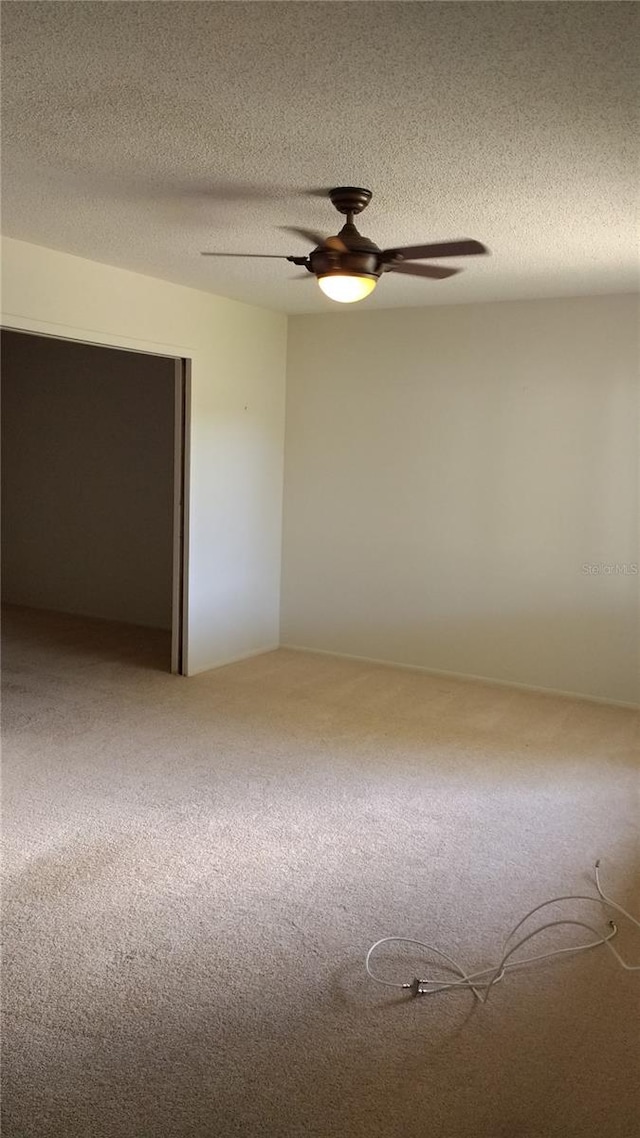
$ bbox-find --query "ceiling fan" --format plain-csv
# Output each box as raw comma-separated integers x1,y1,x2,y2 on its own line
201,186,489,304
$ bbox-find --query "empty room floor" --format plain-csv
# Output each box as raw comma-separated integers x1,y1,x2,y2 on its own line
2,605,639,1138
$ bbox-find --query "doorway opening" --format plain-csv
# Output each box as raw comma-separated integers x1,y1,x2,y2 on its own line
0,328,190,675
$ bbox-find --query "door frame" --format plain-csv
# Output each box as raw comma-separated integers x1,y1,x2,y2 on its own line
0,320,192,675
171,356,190,675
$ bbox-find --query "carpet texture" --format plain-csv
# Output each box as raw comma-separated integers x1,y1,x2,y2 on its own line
2,605,639,1138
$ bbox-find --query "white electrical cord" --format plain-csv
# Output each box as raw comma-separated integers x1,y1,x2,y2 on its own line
366,861,639,1002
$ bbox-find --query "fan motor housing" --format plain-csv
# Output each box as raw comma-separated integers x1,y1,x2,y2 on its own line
309,220,382,279
309,248,381,279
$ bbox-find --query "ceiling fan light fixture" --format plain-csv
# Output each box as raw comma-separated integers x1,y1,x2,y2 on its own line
200,186,488,299
317,274,377,304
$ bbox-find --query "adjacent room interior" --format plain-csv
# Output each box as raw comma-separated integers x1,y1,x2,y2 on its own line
1,4,638,1138
1,329,183,674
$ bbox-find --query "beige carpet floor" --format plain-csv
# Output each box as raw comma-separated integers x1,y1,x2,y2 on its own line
2,604,639,1138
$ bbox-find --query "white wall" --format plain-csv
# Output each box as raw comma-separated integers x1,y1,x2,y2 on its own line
2,330,175,629
1,237,287,674
282,295,639,705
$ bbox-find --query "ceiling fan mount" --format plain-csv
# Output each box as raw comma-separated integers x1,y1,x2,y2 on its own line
201,186,489,303
328,186,372,216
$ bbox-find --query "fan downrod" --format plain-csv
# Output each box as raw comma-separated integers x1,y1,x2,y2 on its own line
329,187,372,216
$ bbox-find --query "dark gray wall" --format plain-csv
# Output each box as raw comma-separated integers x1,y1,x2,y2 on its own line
1,331,175,629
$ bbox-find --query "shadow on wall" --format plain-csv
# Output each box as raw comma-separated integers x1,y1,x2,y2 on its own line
282,607,640,707
282,294,639,711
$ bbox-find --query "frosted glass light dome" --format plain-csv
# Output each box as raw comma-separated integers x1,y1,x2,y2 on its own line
317,275,377,303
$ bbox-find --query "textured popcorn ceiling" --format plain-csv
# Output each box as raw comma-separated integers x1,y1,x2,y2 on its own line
1,1,638,314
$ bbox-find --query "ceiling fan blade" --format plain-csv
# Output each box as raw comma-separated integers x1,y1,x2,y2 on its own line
283,226,327,247
324,235,349,252
283,226,347,253
201,252,293,259
388,263,460,280
382,239,488,263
